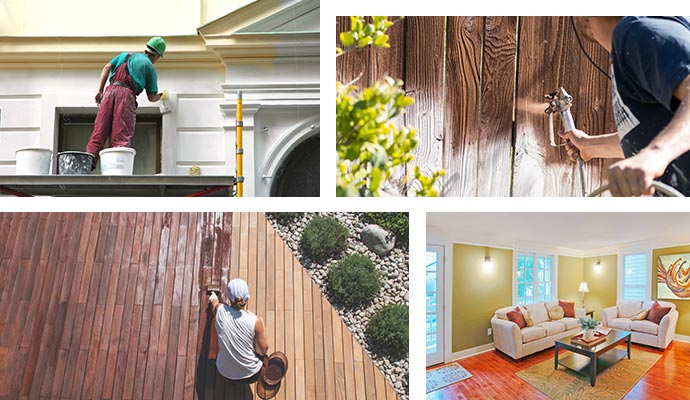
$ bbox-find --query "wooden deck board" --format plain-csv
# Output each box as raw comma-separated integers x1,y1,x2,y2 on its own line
0,212,400,400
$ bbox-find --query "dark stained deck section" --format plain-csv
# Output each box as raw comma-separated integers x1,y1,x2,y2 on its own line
0,212,399,399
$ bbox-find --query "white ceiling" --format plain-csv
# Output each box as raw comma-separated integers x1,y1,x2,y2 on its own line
427,213,690,255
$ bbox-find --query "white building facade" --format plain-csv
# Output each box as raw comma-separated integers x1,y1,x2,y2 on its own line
0,0,320,196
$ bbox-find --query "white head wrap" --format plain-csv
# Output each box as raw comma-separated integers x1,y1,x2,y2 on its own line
227,278,250,301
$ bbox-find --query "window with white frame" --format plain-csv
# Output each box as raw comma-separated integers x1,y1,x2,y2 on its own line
622,253,647,300
516,253,554,305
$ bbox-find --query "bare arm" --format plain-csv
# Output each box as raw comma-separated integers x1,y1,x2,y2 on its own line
209,293,220,315
607,75,690,196
95,63,112,104
254,317,269,357
147,92,161,102
636,75,690,171
559,130,625,161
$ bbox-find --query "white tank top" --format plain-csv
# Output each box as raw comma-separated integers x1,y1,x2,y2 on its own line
215,305,263,380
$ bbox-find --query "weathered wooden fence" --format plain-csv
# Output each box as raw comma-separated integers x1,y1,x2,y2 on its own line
336,16,616,196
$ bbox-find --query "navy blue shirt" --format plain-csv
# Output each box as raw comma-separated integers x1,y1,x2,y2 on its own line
611,16,690,195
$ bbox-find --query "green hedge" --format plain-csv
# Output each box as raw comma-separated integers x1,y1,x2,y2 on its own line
367,304,409,358
363,212,409,248
300,215,349,260
327,254,381,307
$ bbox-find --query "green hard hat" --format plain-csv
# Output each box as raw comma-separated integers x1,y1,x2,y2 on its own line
146,36,166,57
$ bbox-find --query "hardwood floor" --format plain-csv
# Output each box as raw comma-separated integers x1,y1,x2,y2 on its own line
0,212,399,399
427,340,690,399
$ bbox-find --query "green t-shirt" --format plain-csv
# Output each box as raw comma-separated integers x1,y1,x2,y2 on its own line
108,52,158,95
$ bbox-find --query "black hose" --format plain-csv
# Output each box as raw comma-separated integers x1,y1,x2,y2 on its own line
570,16,611,80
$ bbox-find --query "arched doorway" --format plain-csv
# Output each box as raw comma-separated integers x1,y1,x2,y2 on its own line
270,134,319,197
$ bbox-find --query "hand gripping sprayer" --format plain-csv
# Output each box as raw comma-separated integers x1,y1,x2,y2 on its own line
545,87,684,197
544,87,587,196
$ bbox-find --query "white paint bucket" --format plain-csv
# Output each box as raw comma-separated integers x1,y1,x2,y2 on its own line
99,147,136,175
15,147,52,175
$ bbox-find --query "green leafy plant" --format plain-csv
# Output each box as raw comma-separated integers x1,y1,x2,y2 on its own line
327,254,381,307
336,16,393,54
300,215,349,261
269,212,302,223
336,16,444,197
367,304,409,358
578,317,601,330
363,212,409,248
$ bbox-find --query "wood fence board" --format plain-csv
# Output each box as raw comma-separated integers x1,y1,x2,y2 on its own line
444,16,484,196
337,16,617,197
477,16,517,196
404,16,446,194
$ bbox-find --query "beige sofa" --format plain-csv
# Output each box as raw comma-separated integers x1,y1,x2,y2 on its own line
491,301,585,359
601,300,678,349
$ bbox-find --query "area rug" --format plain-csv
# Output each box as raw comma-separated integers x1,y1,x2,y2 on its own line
426,362,472,393
516,349,661,400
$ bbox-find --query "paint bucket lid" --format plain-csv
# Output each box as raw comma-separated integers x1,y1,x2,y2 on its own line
99,147,136,156
16,146,52,153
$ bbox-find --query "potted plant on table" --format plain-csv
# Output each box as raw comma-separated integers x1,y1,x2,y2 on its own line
578,316,601,341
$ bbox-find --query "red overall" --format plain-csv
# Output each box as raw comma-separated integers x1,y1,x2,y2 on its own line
86,53,137,165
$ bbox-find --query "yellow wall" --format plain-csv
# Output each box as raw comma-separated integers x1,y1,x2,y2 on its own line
0,0,207,37
652,244,690,336
558,256,583,304
201,0,255,26
583,254,618,319
0,0,250,36
452,244,512,352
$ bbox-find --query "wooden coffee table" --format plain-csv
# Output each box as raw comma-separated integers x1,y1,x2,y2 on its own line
554,329,631,386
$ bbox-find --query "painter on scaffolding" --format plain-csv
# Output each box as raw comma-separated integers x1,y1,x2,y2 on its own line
560,17,690,196
85,36,167,168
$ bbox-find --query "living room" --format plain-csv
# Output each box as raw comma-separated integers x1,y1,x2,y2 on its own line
426,213,690,399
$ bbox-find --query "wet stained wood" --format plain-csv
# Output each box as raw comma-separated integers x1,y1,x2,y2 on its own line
0,212,400,399
336,16,616,197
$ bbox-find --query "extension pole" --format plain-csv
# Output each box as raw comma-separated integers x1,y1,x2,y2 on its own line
236,91,244,197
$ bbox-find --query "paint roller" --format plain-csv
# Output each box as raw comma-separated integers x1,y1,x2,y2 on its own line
544,87,587,196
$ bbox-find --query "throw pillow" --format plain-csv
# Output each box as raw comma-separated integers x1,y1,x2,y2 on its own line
630,309,649,321
647,301,672,325
522,308,535,327
548,305,564,320
507,307,526,329
524,303,549,325
558,300,575,318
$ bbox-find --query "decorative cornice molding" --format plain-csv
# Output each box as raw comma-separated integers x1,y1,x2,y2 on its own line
202,32,319,61
197,0,307,35
0,36,222,70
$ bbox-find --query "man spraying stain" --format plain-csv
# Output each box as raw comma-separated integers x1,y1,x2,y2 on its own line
210,278,287,398
560,17,690,196
85,36,167,168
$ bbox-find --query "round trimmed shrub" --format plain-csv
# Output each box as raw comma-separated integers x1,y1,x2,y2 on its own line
367,304,409,358
364,212,409,248
269,212,302,223
300,215,349,260
327,254,381,307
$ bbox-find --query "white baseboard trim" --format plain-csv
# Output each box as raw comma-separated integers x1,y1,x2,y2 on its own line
447,343,495,362
674,334,690,343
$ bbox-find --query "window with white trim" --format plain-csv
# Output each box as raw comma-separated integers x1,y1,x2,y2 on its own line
516,253,554,305
622,253,647,300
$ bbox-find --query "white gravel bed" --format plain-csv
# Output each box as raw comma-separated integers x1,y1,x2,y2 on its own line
267,212,409,399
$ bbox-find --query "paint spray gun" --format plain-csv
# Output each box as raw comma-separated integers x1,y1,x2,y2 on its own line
545,87,684,197
545,87,587,196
